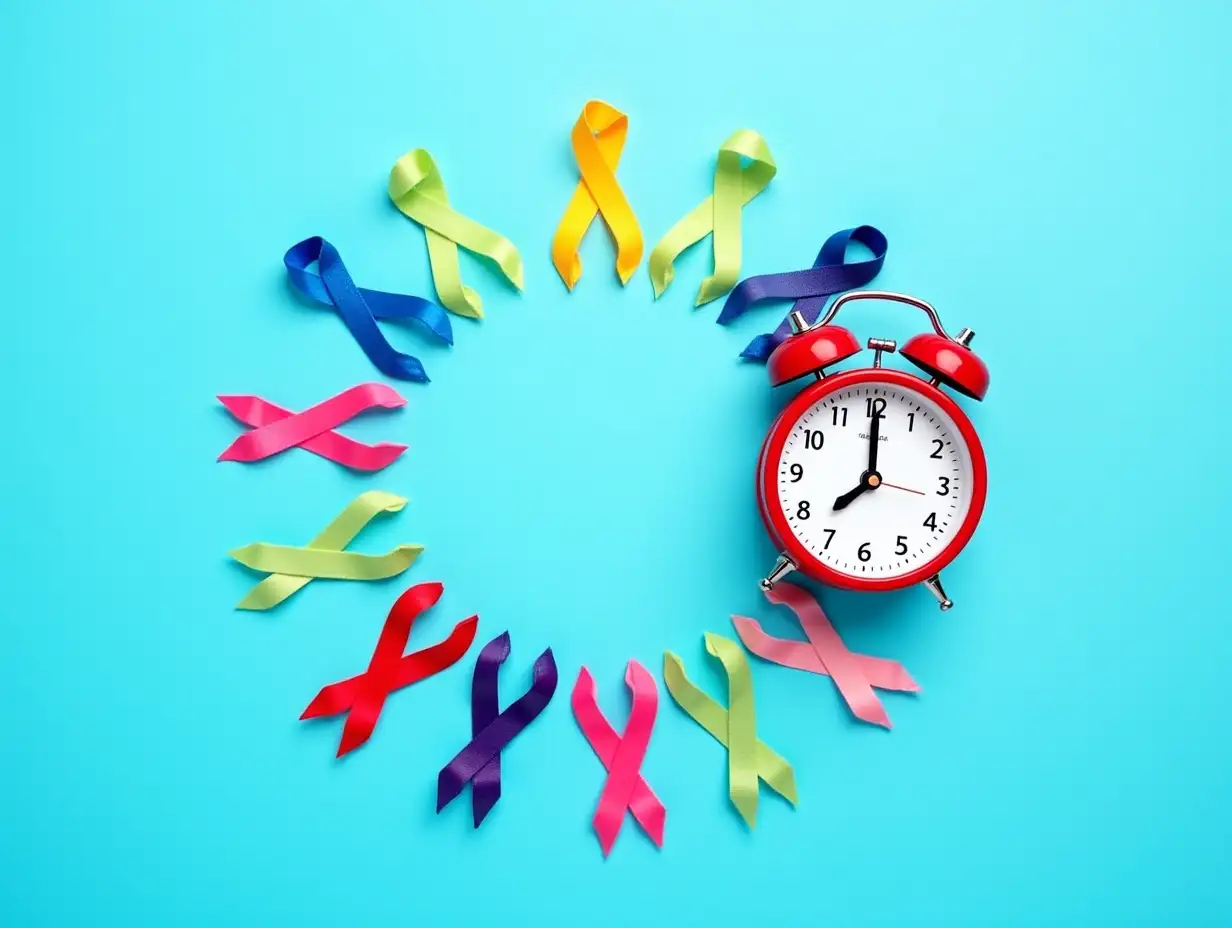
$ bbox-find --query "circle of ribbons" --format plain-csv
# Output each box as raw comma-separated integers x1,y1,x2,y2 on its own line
231,100,913,858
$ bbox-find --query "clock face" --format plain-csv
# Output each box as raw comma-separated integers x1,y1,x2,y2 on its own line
775,380,976,580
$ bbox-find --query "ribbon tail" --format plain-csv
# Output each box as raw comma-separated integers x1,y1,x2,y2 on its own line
234,570,310,611
335,691,385,757
300,677,362,720
471,757,502,828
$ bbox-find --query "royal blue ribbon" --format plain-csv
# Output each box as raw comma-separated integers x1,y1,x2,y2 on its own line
436,632,558,828
717,225,888,362
284,236,453,383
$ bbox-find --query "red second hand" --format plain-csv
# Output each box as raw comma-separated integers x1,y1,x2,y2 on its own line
881,481,926,496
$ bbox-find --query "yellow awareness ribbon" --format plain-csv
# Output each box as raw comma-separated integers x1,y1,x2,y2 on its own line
388,148,525,318
663,633,798,828
551,100,643,289
649,130,776,306
229,491,423,611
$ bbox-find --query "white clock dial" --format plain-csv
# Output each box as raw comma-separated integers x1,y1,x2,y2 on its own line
776,382,975,579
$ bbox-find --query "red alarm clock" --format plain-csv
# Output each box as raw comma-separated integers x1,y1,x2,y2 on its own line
755,291,989,610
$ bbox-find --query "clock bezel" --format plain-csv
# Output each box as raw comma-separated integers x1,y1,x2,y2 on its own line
756,367,987,592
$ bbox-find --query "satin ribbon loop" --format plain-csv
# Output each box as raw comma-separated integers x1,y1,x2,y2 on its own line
437,633,558,828
732,581,919,729
228,491,423,610
300,582,478,756
716,224,888,361
572,661,665,856
663,633,797,828
217,382,408,471
649,130,776,306
551,100,643,289
388,148,525,319
284,236,452,382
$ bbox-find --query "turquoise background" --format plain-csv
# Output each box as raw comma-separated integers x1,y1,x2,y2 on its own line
3,0,1230,923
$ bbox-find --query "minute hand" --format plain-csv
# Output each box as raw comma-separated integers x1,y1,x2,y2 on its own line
867,410,881,471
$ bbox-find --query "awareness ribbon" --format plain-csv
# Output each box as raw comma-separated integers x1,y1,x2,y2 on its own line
300,582,478,757
572,661,665,856
388,148,525,319
217,382,407,472
649,130,777,306
284,236,452,383
717,225,888,362
663,633,797,828
551,100,643,289
732,581,919,729
228,490,422,611
437,632,558,828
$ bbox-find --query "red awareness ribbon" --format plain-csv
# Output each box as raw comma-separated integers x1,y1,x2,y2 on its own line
732,581,919,729
218,382,408,471
572,660,665,856
300,582,478,757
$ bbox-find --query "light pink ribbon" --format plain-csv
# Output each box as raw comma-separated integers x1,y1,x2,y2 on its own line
572,661,665,856
218,383,408,471
732,581,919,729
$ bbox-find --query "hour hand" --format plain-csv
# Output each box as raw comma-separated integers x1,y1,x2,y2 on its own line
832,483,869,511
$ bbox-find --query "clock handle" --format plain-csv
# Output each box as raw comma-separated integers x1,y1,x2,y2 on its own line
816,290,966,343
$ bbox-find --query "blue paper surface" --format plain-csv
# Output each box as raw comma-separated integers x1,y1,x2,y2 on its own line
1,0,1230,923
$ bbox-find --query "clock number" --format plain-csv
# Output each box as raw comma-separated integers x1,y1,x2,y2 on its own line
803,429,824,450
797,500,811,520
907,412,915,432
865,397,887,418
831,406,848,427
822,528,836,550
789,463,803,482
857,542,872,562
923,512,938,531
930,439,944,459
895,535,908,555
937,476,951,496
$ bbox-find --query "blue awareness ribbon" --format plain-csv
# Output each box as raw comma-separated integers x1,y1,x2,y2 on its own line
284,236,453,383
716,225,888,362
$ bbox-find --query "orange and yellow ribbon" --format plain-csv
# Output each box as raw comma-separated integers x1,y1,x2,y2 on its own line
551,100,643,289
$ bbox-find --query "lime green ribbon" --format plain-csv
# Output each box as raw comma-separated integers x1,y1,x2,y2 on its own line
663,632,797,828
388,148,524,319
229,490,423,611
649,130,777,306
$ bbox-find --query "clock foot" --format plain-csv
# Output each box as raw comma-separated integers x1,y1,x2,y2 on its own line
759,554,796,592
924,574,953,611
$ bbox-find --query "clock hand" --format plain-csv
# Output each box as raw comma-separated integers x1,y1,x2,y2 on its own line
832,472,882,511
881,481,925,496
832,483,868,511
867,410,881,472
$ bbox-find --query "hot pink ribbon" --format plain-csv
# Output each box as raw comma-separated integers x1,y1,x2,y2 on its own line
732,581,919,729
572,660,665,856
218,382,408,471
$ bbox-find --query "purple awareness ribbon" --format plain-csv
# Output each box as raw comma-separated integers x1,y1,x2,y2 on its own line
716,225,888,362
436,632,558,827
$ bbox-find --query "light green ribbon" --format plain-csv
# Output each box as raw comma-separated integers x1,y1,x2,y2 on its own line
649,130,776,306
388,148,524,319
229,490,423,611
663,632,798,828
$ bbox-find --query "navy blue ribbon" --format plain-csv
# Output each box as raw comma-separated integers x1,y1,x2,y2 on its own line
284,236,453,383
436,632,558,828
717,225,888,362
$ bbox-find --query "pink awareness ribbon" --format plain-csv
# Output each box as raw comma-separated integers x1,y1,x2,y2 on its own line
218,382,408,472
732,581,919,729
572,660,665,856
